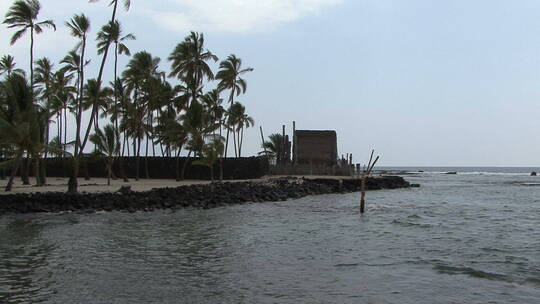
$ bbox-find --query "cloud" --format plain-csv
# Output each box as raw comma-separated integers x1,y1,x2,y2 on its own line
136,0,344,33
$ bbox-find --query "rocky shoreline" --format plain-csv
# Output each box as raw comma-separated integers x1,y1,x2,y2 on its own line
0,176,413,215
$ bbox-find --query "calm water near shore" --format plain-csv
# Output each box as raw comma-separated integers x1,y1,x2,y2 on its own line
1,168,540,303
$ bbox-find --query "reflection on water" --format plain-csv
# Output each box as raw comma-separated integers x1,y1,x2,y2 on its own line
1,172,540,303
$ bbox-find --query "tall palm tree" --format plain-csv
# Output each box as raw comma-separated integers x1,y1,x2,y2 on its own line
119,100,149,180
168,32,218,107
65,13,91,118
90,124,120,186
122,51,161,179
34,57,54,183
70,0,130,193
216,54,253,158
227,102,254,157
201,89,225,137
0,55,25,77
65,13,92,181
3,0,56,90
50,68,75,158
97,20,135,134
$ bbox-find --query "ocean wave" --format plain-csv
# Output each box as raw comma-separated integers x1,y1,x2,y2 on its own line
391,219,433,228
418,171,531,176
434,264,510,282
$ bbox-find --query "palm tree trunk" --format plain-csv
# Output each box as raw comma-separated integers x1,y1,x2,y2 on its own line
107,160,112,186
210,165,214,182
181,150,192,180
83,157,90,181
136,137,141,181
224,87,235,158
39,158,46,186
175,148,181,181
0,148,5,180
21,156,30,185
114,43,119,133
232,129,238,158
5,155,22,192
219,158,223,181
119,134,128,182
63,107,67,156
126,133,131,156
30,27,34,93
33,157,41,186
219,120,223,181
144,134,149,179
67,157,78,193
239,127,245,157
69,35,86,193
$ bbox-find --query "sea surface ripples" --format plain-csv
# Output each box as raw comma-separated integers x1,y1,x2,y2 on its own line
1,171,540,303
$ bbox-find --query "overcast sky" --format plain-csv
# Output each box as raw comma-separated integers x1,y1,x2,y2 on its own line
2,0,540,166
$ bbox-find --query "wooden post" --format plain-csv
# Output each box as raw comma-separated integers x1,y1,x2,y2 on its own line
292,121,296,165
360,150,379,214
349,154,353,176
260,126,267,155
282,125,286,165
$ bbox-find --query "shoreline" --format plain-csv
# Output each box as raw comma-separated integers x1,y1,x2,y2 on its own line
0,176,412,215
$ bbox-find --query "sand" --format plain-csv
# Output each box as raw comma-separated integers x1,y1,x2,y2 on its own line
0,177,215,195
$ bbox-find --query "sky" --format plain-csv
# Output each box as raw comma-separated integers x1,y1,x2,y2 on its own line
2,0,540,167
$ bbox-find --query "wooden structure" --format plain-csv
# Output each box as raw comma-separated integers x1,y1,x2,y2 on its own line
294,130,337,166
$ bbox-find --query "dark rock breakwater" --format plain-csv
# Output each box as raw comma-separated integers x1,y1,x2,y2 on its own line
0,176,411,215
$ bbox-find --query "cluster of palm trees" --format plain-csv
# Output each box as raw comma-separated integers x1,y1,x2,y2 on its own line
0,0,255,192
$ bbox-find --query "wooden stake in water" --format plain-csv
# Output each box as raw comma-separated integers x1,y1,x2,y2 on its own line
360,150,380,214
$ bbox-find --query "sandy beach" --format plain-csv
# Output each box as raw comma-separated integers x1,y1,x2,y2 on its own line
0,177,216,194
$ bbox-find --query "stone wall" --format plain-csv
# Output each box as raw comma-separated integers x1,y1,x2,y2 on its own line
14,156,270,180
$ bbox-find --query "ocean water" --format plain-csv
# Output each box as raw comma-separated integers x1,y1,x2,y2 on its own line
1,168,540,303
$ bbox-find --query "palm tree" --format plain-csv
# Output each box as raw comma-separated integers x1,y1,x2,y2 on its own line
3,0,56,90
0,55,25,77
65,13,92,184
122,51,161,179
261,133,284,165
82,79,112,132
119,100,149,180
168,32,218,107
155,116,186,181
228,102,254,157
90,124,120,186
65,13,91,115
179,101,219,180
70,0,130,193
0,74,45,190
193,136,224,182
97,20,135,135
89,0,131,20
216,54,253,158
201,89,225,136
34,57,55,183
50,68,75,158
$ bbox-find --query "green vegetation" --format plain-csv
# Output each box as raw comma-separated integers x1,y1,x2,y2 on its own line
0,0,254,192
